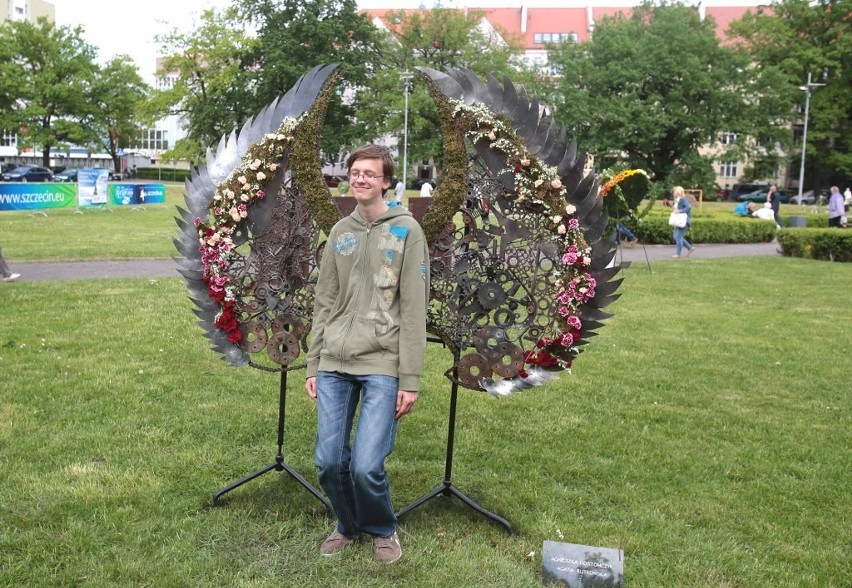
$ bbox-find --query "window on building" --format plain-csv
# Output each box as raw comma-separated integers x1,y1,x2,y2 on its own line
719,161,737,177
535,32,578,45
720,132,738,145
1,130,17,147
134,129,169,152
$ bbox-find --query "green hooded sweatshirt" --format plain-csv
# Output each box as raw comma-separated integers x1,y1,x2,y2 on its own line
306,205,430,391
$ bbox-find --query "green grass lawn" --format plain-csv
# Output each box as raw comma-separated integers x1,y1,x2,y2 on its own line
1,257,849,587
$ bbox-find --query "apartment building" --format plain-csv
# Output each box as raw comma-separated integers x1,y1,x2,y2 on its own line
1,0,54,23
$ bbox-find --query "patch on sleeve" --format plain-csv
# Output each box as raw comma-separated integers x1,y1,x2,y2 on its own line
421,259,427,281
390,225,409,239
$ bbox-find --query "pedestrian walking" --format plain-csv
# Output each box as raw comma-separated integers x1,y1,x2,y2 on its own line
671,186,695,258
0,243,20,282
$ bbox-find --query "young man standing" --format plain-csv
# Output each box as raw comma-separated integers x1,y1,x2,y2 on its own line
305,144,429,564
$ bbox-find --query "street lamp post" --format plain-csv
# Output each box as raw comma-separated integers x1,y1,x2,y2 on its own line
796,72,825,206
401,70,413,191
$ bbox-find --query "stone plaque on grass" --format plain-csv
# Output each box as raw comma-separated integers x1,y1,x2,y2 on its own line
542,540,623,587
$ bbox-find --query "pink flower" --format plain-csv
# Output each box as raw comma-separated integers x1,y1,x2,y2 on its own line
229,207,241,222
563,252,578,265
551,178,563,189
558,305,570,317
569,219,579,229
256,189,266,199
559,332,574,347
567,316,582,330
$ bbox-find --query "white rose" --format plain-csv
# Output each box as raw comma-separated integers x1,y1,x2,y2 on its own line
565,204,576,214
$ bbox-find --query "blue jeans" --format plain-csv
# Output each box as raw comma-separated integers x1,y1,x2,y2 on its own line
673,226,692,256
315,371,399,538
615,223,637,242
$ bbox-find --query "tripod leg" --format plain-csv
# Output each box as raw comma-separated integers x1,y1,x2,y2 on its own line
213,463,278,506
394,370,511,532
212,370,330,511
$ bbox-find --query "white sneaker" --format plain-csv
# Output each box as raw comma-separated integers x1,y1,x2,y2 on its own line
2,273,20,282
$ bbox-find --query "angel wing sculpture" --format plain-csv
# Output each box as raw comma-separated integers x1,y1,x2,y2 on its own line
174,64,342,370
175,64,623,395
415,67,623,395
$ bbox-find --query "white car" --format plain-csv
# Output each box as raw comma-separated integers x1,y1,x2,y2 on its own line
789,190,815,205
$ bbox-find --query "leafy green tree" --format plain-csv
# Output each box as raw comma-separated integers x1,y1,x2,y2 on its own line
235,0,381,166
358,7,535,183
150,8,256,163
0,18,97,167
545,1,782,195
82,56,151,172
728,0,852,187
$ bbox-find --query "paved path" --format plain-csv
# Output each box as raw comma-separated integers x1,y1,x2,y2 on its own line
7,242,780,282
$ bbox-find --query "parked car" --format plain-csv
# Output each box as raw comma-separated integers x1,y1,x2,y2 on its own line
2,163,18,174
50,165,67,174
109,171,124,181
53,168,80,182
736,188,789,204
0,165,54,182
730,183,769,201
789,190,816,205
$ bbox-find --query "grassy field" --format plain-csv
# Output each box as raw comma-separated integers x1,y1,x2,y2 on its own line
0,184,822,262
1,256,849,587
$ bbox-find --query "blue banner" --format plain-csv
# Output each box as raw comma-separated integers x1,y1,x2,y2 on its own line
108,183,166,206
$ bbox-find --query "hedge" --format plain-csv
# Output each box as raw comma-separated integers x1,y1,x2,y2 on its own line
622,217,777,244
135,167,193,182
777,228,852,262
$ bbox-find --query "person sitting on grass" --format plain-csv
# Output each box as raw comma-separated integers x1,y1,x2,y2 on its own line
734,201,757,217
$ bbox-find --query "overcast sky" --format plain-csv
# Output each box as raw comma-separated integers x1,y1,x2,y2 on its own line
50,0,766,80
50,0,230,78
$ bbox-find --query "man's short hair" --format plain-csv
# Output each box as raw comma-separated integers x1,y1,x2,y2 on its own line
347,144,395,180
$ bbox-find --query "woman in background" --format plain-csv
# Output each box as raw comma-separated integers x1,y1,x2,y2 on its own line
671,186,695,259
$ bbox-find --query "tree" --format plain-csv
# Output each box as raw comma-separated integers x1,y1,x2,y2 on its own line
82,56,151,172
357,8,535,182
728,0,852,188
235,0,381,166
0,18,97,167
545,2,782,193
150,8,256,162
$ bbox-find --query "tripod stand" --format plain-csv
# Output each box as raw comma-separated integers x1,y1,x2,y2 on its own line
395,357,512,533
212,368,330,510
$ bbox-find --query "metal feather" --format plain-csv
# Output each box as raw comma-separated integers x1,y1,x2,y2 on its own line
175,64,339,367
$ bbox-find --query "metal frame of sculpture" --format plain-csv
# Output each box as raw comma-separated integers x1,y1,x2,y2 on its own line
175,64,623,523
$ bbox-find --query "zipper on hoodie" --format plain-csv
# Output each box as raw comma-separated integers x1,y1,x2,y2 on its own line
336,222,372,366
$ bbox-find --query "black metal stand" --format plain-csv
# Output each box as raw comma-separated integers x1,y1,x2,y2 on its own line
212,369,330,510
395,365,512,533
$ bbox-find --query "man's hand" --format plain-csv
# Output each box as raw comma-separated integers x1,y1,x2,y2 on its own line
395,390,418,420
305,376,317,403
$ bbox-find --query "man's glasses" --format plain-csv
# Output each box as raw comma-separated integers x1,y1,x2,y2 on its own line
348,171,384,181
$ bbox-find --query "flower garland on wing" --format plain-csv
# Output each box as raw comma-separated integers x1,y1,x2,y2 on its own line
450,100,596,374
600,168,648,197
194,115,304,343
